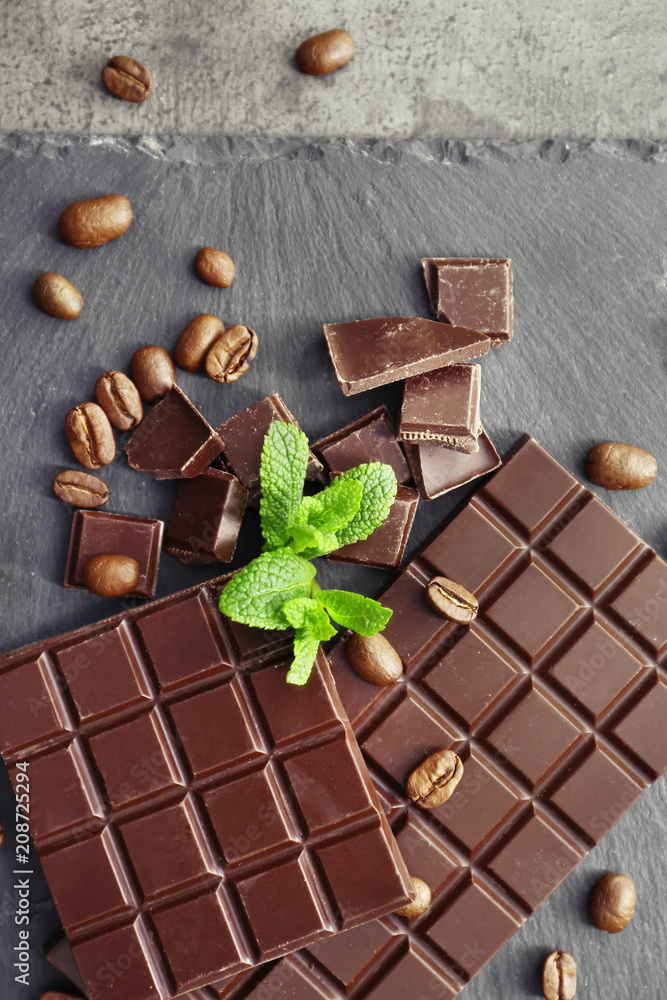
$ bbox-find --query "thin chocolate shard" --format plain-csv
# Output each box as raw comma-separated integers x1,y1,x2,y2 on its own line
323,317,491,395
399,363,482,451
422,257,513,345
312,405,412,485
328,485,419,569
404,428,502,500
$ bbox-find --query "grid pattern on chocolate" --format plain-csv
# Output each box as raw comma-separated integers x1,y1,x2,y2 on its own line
0,583,412,1000
204,436,666,1000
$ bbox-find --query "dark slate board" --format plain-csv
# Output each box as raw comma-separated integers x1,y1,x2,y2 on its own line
0,135,665,999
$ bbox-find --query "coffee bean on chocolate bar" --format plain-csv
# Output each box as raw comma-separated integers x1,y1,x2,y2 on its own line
542,951,577,1000
83,554,140,597
195,248,236,288
65,403,116,470
586,441,657,490
53,470,109,508
407,749,463,809
426,576,478,623
394,876,431,919
102,55,154,103
175,314,226,372
295,29,355,76
589,872,636,933
32,272,83,320
130,345,176,402
345,632,403,686
95,371,143,430
59,194,133,249
205,324,258,383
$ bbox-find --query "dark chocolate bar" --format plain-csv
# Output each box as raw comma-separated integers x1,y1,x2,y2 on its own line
328,485,419,570
165,469,248,564
404,429,502,500
323,317,491,395
422,258,513,345
0,582,413,1000
312,405,412,485
64,510,164,599
126,386,223,479
399,364,482,452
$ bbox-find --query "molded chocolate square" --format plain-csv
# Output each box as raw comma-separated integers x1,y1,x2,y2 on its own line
64,509,163,599
422,257,513,345
72,922,162,1000
203,768,297,864
165,468,248,564
609,556,667,656
404,429,501,500
283,738,374,835
377,570,452,667
365,947,458,1000
399,364,481,451
0,654,70,755
303,921,396,991
312,405,412,484
12,743,104,841
610,678,667,776
395,816,458,898
328,485,419,570
248,662,342,748
363,694,459,786
421,502,517,594
126,385,223,480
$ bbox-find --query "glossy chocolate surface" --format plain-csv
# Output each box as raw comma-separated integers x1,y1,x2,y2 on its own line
404,428,502,500
329,486,419,570
0,582,412,1000
422,258,513,345
126,386,223,480
64,510,164,599
399,363,482,451
165,469,248,564
323,317,491,395
312,405,412,485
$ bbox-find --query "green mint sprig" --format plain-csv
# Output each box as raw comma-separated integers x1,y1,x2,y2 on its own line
218,420,398,685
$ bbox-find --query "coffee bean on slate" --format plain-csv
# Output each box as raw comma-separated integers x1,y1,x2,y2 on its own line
95,371,143,430
586,441,657,490
130,346,176,402
65,403,116,470
589,872,636,933
32,272,83,320
175,314,226,372
426,576,478,624
102,55,154,103
205,325,258,383
394,877,431,919
406,749,463,809
84,554,140,598
59,194,133,249
345,632,403,686
194,248,236,288
295,29,355,76
542,951,576,1000
53,470,109,509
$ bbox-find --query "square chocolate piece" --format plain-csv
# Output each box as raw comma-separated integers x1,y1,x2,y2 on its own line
64,510,163,599
312,405,412,485
422,257,513,345
165,468,248,564
329,485,419,569
126,385,223,479
399,363,482,452
404,428,502,499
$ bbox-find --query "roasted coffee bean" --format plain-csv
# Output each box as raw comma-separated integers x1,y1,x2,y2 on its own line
407,749,463,809
102,55,154,103
59,194,133,249
205,325,258,383
426,576,478,623
542,951,576,1000
0,822,4,849
345,632,403,686
65,403,116,470
53,470,109,509
32,272,83,320
295,29,355,76
95,371,143,430
84,554,140,598
589,872,636,933
130,346,176,402
195,248,236,288
394,877,431,919
175,314,226,372
586,441,657,490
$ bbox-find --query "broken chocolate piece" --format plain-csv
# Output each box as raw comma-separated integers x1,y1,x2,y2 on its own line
404,428,501,500
329,485,419,569
422,257,513,345
312,405,412,485
399,363,482,452
64,510,163,599
165,468,248,564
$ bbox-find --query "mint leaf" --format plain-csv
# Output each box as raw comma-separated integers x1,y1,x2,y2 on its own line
317,589,393,635
260,422,309,551
282,598,337,640
219,550,315,629
286,629,321,686
288,523,338,559
296,478,363,535
333,464,397,548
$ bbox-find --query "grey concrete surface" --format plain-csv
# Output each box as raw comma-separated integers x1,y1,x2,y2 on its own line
0,134,665,999
0,0,665,139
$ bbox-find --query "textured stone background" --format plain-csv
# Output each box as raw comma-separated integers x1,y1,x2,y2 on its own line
0,0,665,138
0,134,665,998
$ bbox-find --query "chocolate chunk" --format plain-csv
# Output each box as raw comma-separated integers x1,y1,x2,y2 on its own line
312,405,412,485
399,363,482,451
323,316,491,395
165,468,248,564
422,257,513,345
404,428,501,500
64,509,163,600
329,485,419,569
125,385,223,479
